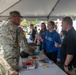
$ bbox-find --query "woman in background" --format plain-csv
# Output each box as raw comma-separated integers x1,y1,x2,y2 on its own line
39,23,46,39
39,23,47,50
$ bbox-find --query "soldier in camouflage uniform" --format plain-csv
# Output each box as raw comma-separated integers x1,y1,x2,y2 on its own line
0,11,34,75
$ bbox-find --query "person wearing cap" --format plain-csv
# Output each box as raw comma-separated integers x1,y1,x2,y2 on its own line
0,11,34,75
41,21,61,62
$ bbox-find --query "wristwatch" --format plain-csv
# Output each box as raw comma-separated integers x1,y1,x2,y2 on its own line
64,64,68,67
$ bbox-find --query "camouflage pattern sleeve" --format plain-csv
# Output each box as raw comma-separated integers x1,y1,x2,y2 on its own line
0,22,20,60
0,22,20,75
17,27,34,55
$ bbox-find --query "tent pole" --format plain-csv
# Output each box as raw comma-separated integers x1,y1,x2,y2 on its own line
0,0,22,14
47,0,60,20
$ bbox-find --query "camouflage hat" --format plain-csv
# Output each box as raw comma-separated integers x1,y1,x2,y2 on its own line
10,11,23,18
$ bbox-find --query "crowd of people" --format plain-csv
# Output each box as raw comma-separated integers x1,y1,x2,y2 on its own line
0,11,76,75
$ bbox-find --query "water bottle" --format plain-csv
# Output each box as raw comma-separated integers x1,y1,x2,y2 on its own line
36,40,40,54
34,40,40,55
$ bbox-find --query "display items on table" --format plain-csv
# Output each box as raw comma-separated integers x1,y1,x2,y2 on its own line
33,44,40,55
19,53,67,75
39,58,53,64
22,57,53,70
38,58,53,68
42,65,49,69
22,60,38,69
33,49,40,55
28,56,40,60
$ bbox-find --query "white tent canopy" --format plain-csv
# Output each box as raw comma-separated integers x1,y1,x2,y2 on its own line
0,0,76,20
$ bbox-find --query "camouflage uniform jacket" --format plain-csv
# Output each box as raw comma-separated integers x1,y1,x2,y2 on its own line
0,21,32,75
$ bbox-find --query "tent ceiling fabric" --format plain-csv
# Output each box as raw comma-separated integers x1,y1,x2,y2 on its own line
0,0,58,20
0,0,20,14
1,0,58,16
51,0,76,18
0,0,76,20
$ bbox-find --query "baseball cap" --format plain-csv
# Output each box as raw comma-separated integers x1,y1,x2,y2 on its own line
10,11,23,18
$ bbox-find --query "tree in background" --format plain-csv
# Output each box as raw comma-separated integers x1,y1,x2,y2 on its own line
21,19,29,26
20,19,40,34
21,19,40,26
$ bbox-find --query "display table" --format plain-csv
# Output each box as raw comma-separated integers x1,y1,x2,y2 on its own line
19,53,67,75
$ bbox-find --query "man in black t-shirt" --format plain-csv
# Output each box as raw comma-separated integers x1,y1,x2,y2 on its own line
55,17,76,74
